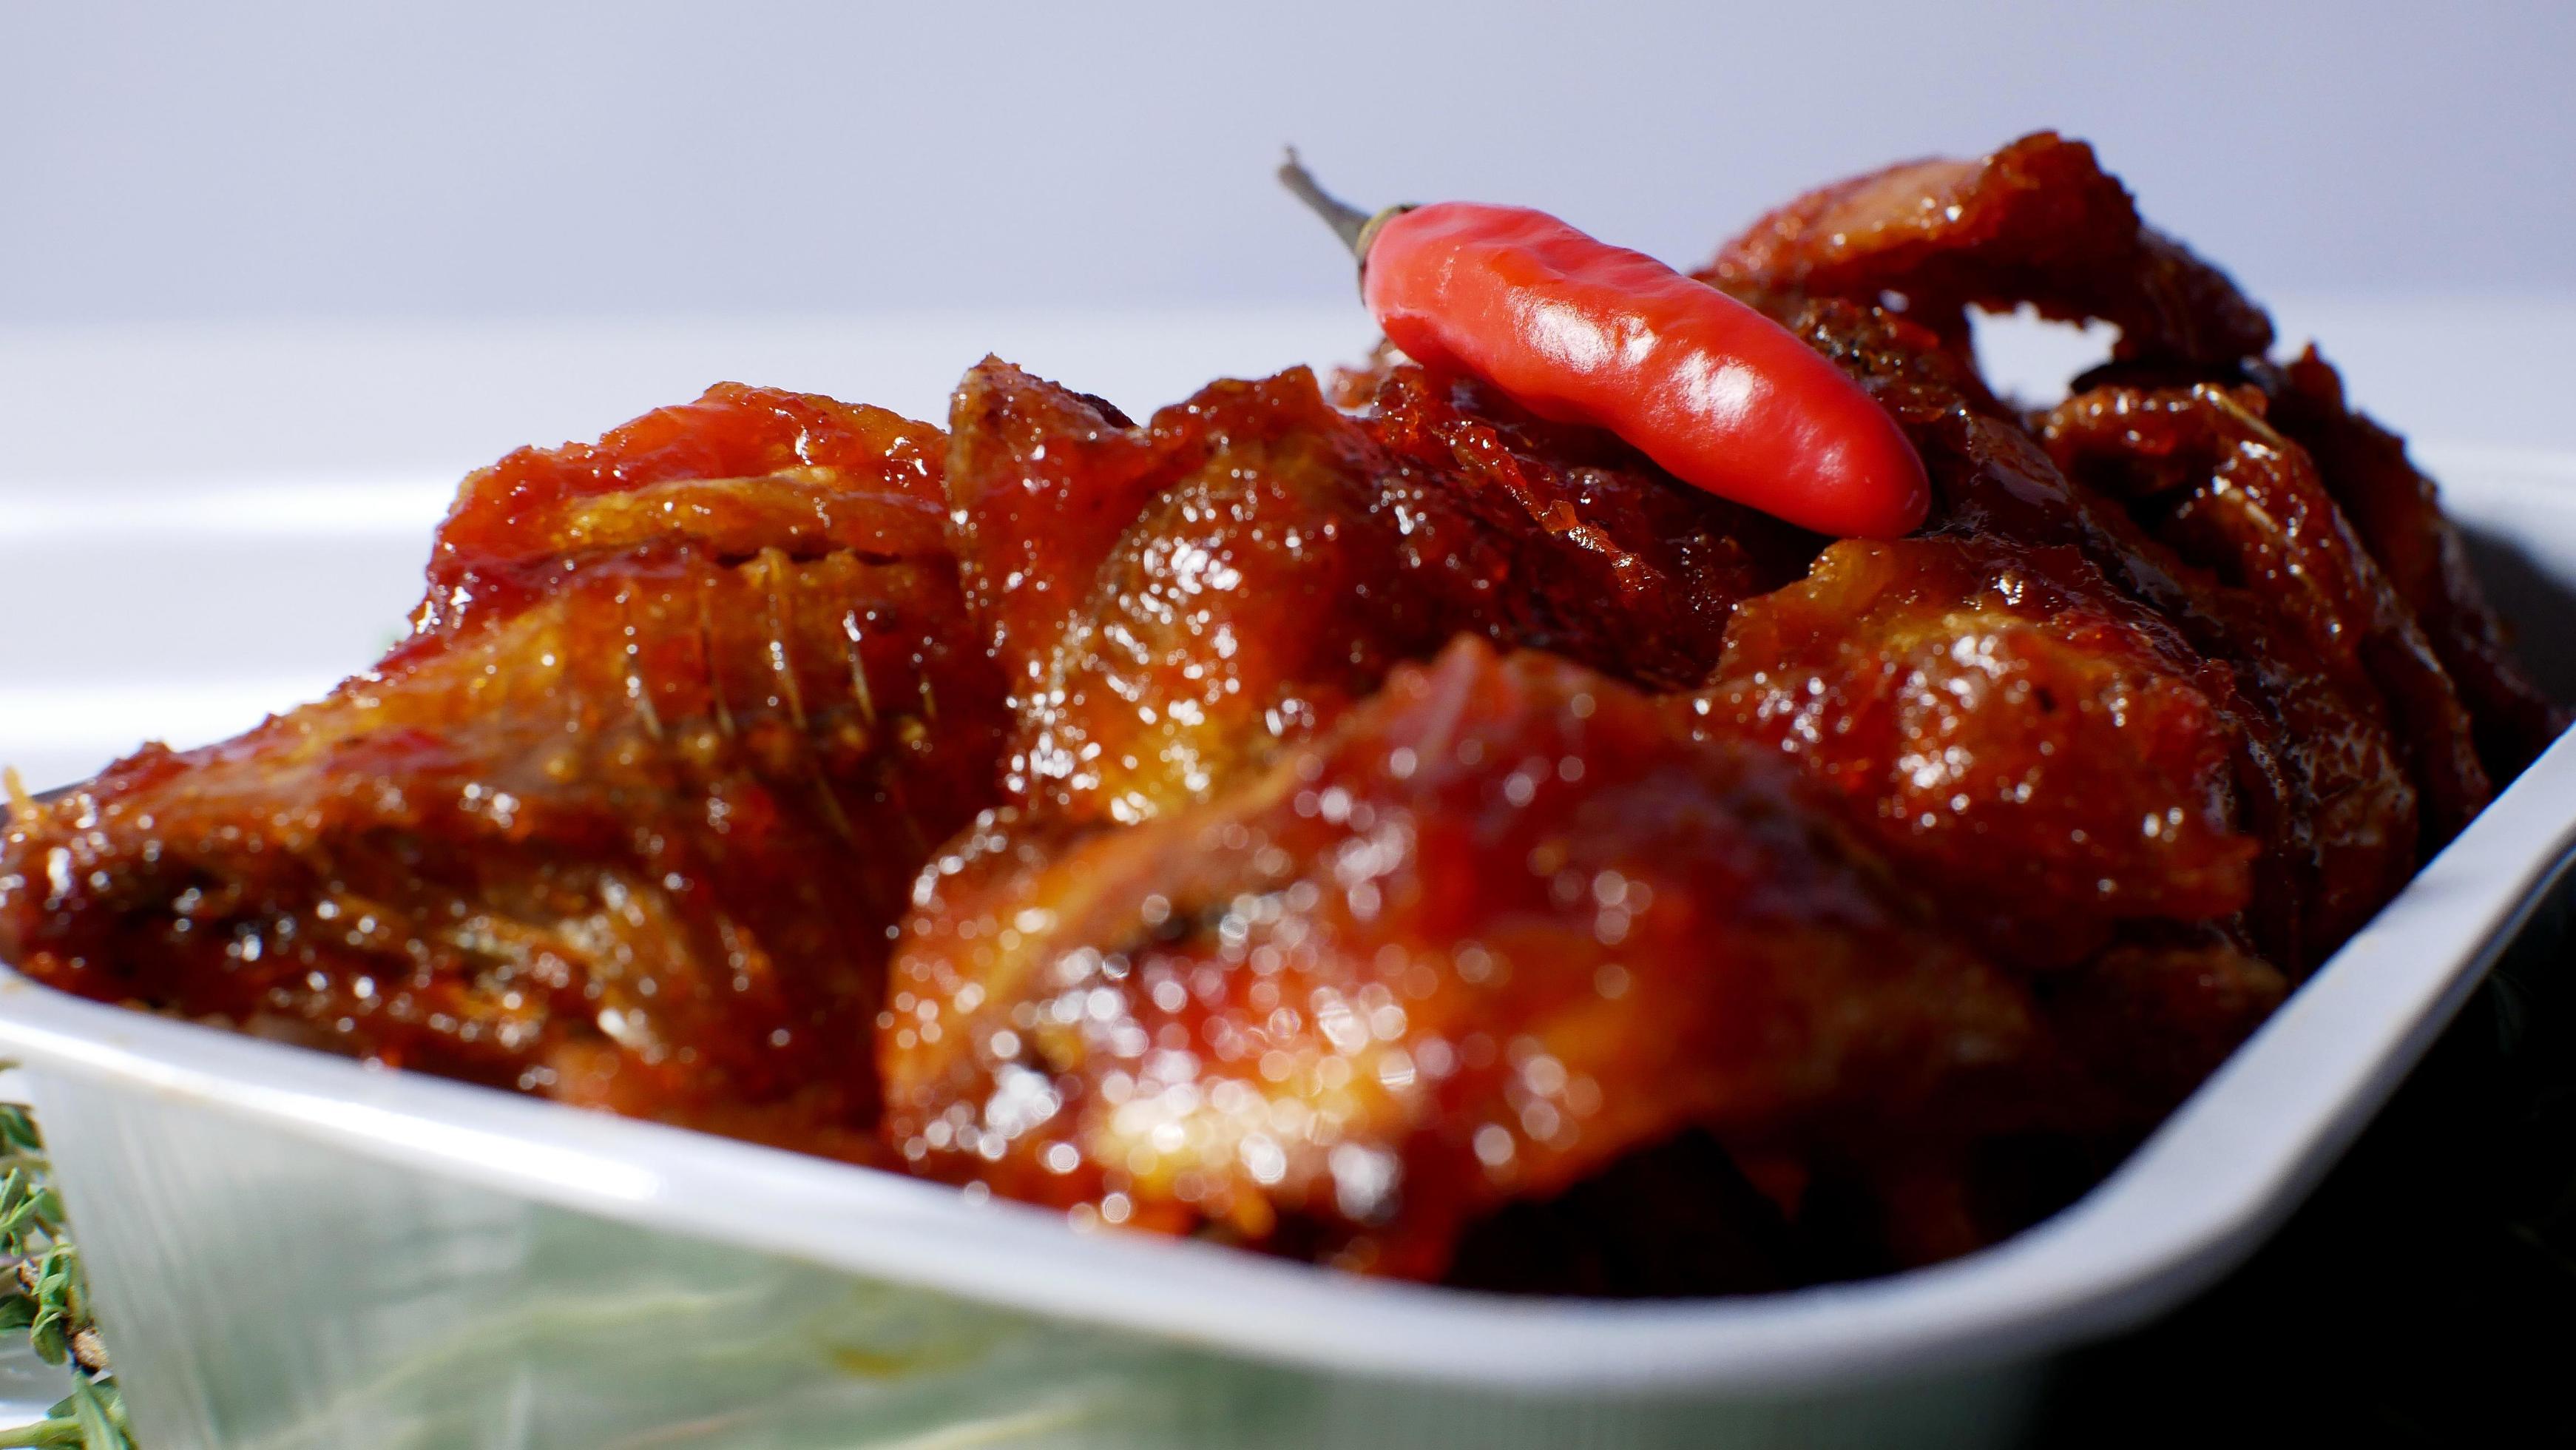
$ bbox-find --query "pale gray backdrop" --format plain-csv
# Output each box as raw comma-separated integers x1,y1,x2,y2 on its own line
6,0,2575,795
5,0,2573,326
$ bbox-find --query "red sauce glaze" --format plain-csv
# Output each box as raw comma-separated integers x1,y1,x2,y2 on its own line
1365,203,1930,538
1,385,1004,1159
2,135,2560,1295
398,382,951,668
882,639,2036,1276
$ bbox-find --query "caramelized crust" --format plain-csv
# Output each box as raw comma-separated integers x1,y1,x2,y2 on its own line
1703,130,2272,368
1703,129,2549,914
882,640,2035,1276
942,358,1812,828
2042,382,2486,846
1748,297,2416,971
406,382,953,655
944,360,1496,825
1695,536,2255,968
2256,349,2569,779
0,386,1004,1155
1354,365,1819,688
1,133,2559,1294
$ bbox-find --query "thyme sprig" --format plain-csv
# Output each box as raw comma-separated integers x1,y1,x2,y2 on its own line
0,1088,132,1450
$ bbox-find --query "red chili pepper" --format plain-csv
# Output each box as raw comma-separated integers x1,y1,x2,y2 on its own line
1280,154,1929,539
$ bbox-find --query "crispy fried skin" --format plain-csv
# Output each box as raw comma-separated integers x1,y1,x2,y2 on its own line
942,358,1809,826
2041,382,2487,847
1693,536,2256,969
1702,130,2271,369
880,640,2035,1277
944,360,1496,825
3,132,2557,1295
405,382,956,656
912,153,2540,1269
1706,128,2546,867
1746,297,2416,971
0,385,1005,1156
2256,349,2569,779
1352,364,1819,688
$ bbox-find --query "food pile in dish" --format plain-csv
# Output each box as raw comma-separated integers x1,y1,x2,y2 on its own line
1,133,2560,1293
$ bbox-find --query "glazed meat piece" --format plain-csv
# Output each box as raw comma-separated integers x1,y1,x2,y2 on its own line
1692,535,2256,969
1737,297,2417,969
880,638,2036,1278
944,360,1493,825
2042,381,2487,843
942,357,1807,826
2255,349,2568,780
1348,361,1818,688
1749,290,2198,589
0,385,1006,1156
1,129,2555,1303
1707,129,2549,819
916,332,2308,1275
1702,131,2272,369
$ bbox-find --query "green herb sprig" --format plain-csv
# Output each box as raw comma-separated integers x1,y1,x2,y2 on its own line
0,1088,132,1450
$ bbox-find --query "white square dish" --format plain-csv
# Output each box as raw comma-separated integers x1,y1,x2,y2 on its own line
1,448,2570,1450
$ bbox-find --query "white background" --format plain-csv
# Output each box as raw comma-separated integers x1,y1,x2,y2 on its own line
5,1,2575,324
3,1,2574,788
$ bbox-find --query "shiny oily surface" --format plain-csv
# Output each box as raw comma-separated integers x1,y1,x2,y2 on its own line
882,640,2034,1278
2,129,2564,1298
1365,202,1930,538
1,385,1005,1157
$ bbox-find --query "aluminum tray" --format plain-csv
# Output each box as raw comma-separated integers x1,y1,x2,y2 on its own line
4,451,2572,1450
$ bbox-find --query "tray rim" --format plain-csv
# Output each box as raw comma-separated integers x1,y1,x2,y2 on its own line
3,456,2573,1397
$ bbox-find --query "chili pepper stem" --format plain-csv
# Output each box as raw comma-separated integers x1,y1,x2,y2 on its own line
1276,149,1368,253
1277,149,1412,272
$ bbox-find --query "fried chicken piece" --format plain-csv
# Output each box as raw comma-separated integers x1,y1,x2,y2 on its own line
0,385,1005,1156
918,340,2302,1275
2256,349,2568,780
944,360,1491,826
1692,535,2256,969
1348,362,1819,688
941,358,1807,826
5,129,2538,1303
879,638,2036,1278
1705,129,2547,817
2042,382,2488,846
1701,130,2272,369
1741,297,2415,970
